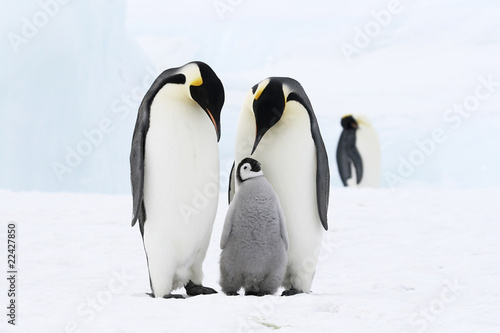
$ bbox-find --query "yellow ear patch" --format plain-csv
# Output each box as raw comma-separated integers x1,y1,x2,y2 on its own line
191,77,203,86
254,84,265,100
341,114,353,119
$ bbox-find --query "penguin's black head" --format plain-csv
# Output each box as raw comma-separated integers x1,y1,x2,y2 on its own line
187,61,224,141
237,157,263,182
341,115,358,130
251,79,286,154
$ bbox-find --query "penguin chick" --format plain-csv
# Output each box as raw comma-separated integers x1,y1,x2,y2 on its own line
220,158,288,296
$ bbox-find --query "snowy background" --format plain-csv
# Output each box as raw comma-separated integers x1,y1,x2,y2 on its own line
1,0,499,332
1,0,499,192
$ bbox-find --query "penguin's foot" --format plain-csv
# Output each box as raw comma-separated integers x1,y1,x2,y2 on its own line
225,291,240,296
245,290,266,297
146,292,185,299
162,293,185,299
185,280,218,296
281,288,303,296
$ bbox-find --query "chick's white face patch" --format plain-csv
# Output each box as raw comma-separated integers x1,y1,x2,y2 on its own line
239,162,263,181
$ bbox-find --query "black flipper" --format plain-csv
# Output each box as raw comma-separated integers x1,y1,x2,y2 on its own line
130,68,186,229
285,81,330,231
336,130,363,186
228,161,235,204
130,100,149,230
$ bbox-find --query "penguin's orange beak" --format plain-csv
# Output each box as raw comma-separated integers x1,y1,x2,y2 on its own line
205,108,220,141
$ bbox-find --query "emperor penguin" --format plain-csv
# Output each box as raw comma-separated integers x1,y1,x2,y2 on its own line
220,158,288,296
130,61,224,298
336,114,381,187
229,77,330,296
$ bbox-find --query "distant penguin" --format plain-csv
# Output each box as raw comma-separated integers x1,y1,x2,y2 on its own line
336,114,381,187
130,61,224,298
229,77,330,296
220,157,288,296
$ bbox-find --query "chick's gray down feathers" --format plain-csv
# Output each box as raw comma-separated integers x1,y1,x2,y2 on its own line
220,175,288,295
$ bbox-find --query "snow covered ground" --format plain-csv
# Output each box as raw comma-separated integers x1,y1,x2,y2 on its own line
0,188,499,332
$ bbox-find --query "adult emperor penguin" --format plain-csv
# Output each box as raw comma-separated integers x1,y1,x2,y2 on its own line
130,61,224,298
336,114,381,187
220,158,288,296
229,77,330,296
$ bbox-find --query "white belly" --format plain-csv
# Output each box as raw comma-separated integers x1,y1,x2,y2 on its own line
143,87,219,295
356,125,381,187
234,97,323,292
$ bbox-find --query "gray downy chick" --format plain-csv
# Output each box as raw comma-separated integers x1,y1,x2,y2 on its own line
220,157,289,296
